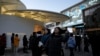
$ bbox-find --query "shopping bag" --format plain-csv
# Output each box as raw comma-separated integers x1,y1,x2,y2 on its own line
38,41,43,47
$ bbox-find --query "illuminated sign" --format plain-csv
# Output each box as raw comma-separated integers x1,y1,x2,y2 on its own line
65,0,99,18
88,0,98,5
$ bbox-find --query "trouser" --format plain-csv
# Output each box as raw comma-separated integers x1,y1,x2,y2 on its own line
0,46,5,55
32,47,42,56
11,44,14,52
75,44,81,52
32,48,40,56
61,49,64,56
14,47,18,56
69,47,74,56
23,46,28,53
84,45,89,52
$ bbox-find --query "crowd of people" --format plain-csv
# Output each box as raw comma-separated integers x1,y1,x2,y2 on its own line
0,27,99,56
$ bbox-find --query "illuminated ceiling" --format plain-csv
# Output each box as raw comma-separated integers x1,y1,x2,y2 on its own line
0,0,69,23
2,10,69,23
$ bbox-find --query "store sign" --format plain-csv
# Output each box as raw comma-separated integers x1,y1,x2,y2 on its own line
65,0,99,19
79,4,87,10
88,0,98,5
71,9,82,18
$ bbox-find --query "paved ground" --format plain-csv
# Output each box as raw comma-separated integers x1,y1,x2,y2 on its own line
5,41,93,56
5,46,93,56
4,49,92,56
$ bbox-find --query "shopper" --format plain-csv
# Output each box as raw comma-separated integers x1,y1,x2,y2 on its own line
31,32,42,56
0,33,6,56
11,33,15,52
41,28,51,55
65,31,70,49
46,27,64,56
23,35,28,53
67,33,76,56
29,34,33,49
84,34,89,52
14,34,20,55
75,33,82,52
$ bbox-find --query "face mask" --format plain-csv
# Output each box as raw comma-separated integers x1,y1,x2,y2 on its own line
37,34,42,37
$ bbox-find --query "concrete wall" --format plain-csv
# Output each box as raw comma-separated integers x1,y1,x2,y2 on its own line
0,15,43,48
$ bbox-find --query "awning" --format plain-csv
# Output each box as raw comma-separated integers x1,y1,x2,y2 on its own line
2,9,69,23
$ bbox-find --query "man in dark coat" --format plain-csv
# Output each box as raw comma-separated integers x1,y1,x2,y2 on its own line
46,27,65,56
75,34,82,52
47,35,63,56
23,35,28,53
31,31,43,56
11,33,15,52
0,33,6,56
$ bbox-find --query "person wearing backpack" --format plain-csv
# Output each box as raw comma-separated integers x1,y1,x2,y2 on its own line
67,33,76,56
41,28,51,55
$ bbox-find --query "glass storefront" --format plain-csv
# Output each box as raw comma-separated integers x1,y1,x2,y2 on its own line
61,0,100,27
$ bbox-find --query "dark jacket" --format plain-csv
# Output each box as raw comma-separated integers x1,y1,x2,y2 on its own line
31,35,42,56
46,35,63,56
41,34,50,45
84,35,89,46
11,36,14,44
23,37,28,46
75,35,81,45
31,35,42,49
0,35,6,47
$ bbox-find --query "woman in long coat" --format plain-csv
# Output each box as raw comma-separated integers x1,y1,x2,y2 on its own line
23,35,28,53
46,27,64,56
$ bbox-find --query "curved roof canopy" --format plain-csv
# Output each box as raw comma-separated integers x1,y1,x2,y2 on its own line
0,0,69,23
0,0,26,11
3,10,69,23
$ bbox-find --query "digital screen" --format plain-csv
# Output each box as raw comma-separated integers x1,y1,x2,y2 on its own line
83,4,100,29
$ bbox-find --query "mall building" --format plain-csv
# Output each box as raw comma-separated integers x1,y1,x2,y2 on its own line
60,0,100,34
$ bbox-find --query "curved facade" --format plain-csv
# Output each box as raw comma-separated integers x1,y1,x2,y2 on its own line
0,0,26,13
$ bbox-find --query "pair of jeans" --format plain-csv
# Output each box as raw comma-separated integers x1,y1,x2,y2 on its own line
69,47,74,56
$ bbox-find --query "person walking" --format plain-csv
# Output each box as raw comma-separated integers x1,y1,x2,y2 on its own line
11,33,15,52
29,34,33,50
46,27,64,56
67,33,76,56
41,28,51,55
14,34,20,55
84,34,89,52
0,33,6,56
23,35,28,53
75,33,82,52
31,32,43,56
65,31,70,49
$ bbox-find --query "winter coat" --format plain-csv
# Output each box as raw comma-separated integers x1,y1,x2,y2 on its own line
41,34,50,45
75,35,81,45
23,37,28,46
0,35,6,47
14,36,20,47
46,35,63,56
11,36,14,44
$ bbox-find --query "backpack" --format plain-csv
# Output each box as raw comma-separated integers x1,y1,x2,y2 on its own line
67,37,76,48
